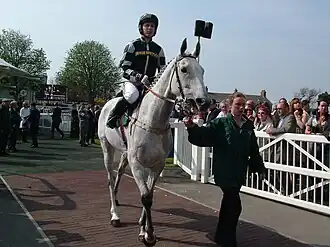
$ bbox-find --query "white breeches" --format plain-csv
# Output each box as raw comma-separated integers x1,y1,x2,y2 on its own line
123,81,140,104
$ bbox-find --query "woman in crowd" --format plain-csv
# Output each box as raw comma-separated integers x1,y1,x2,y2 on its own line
305,97,329,137
301,99,311,123
305,95,329,201
254,104,273,131
217,100,229,118
244,100,255,122
290,98,308,133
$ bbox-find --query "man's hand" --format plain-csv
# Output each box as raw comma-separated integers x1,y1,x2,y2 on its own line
141,75,152,87
266,128,272,135
135,73,142,82
183,116,196,129
258,172,266,181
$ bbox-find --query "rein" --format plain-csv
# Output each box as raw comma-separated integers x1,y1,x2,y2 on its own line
143,84,175,104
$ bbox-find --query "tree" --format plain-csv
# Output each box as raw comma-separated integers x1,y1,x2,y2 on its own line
294,87,321,104
0,29,51,75
57,40,120,103
0,29,51,100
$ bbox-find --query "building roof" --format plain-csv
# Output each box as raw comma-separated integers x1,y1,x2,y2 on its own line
207,89,271,105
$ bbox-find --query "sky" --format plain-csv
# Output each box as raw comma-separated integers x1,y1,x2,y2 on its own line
1,0,330,102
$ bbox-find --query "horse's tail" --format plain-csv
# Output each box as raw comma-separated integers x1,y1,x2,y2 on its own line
98,99,115,139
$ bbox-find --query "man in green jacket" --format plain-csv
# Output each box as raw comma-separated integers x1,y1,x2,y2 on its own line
185,92,266,247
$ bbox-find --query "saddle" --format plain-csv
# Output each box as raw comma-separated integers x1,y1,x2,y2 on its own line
115,77,155,146
115,88,149,147
116,79,154,129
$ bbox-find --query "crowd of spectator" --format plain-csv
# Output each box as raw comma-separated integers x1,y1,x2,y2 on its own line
70,103,101,147
2,93,329,155
0,99,40,155
0,99,104,156
171,94,329,140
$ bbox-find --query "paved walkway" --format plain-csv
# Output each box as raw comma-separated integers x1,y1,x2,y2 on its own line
0,138,328,246
0,180,50,247
3,170,310,247
157,174,330,247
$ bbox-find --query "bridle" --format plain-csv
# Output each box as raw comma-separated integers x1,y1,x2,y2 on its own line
142,54,198,114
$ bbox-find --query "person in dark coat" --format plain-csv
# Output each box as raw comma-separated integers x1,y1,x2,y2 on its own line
28,102,40,148
70,104,79,138
51,102,64,139
184,91,266,247
78,104,89,147
205,99,220,123
87,105,96,144
0,98,11,155
8,101,21,152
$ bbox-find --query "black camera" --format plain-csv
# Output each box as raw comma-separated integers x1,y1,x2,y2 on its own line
194,20,213,39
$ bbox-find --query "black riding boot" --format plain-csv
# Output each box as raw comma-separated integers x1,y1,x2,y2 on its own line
106,97,129,128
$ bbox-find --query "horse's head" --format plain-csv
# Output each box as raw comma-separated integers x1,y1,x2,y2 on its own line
170,38,210,113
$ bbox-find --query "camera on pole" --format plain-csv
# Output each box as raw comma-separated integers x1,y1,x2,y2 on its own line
194,20,213,62
194,20,213,39
194,20,213,90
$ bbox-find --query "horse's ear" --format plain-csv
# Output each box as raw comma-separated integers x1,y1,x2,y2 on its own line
180,38,187,56
192,39,201,58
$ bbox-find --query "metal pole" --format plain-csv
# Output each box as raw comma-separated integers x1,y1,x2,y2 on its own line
197,36,201,63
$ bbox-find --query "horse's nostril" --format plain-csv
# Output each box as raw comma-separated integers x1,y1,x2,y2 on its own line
196,98,203,105
196,98,210,106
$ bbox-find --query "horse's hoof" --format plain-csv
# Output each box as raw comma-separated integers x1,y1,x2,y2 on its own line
115,200,120,206
143,235,157,246
138,234,144,242
110,219,121,227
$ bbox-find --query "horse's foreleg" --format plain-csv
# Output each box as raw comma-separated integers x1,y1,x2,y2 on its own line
130,163,156,246
101,142,120,227
138,208,147,241
140,165,164,246
114,152,128,206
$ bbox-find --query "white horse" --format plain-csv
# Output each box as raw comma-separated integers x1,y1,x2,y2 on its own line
98,38,210,246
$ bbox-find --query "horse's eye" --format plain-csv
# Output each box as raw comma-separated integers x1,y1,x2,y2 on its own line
181,67,187,73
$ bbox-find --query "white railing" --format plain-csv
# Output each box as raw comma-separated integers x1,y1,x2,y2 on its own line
172,122,330,215
39,113,71,133
171,121,198,180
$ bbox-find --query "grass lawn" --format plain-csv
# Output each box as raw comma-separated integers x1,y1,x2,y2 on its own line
0,139,177,176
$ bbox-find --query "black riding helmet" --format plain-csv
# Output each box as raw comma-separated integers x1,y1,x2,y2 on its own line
138,13,159,36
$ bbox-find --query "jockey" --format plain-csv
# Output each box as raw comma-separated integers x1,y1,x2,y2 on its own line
106,13,166,128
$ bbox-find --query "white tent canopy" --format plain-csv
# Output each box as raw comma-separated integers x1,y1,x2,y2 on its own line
0,58,39,80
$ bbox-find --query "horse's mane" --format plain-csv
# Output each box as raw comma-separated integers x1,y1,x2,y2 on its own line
151,57,175,87
151,52,195,88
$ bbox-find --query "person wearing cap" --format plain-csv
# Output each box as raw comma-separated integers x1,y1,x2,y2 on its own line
106,13,166,128
0,98,11,155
